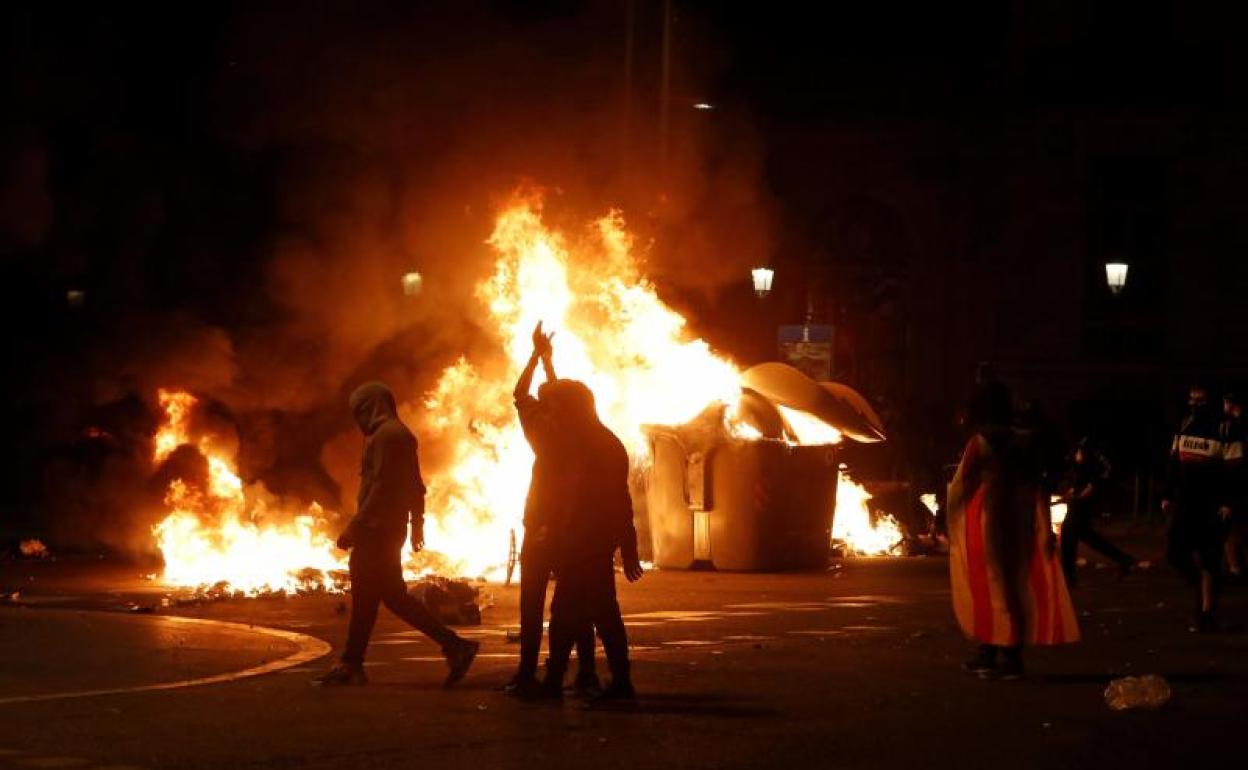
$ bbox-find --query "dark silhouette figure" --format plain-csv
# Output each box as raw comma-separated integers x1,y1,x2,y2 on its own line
1059,437,1135,586
314,381,479,686
536,375,644,705
1221,391,1246,577
505,322,597,699
1162,382,1241,632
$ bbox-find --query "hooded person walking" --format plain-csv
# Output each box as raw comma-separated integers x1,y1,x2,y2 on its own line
948,381,1079,680
314,382,479,686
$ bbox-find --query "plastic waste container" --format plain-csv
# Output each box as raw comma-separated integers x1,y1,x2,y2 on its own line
645,428,838,571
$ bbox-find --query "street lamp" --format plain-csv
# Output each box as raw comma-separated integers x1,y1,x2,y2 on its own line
751,267,774,298
1104,262,1129,296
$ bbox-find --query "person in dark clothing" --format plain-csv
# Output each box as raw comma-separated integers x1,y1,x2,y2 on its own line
314,381,479,686
1220,391,1246,578
529,377,644,705
1017,400,1066,496
1162,382,1241,632
1059,437,1135,587
505,322,598,699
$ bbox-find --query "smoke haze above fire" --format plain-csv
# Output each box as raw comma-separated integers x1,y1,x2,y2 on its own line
0,1,778,553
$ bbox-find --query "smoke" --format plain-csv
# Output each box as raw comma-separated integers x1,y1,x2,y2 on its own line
4,1,777,554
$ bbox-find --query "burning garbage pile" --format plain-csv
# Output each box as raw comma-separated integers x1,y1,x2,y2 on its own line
146,194,907,595
642,361,901,570
150,389,352,596
18,539,50,559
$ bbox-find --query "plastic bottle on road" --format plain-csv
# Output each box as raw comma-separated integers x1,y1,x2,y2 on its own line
1104,674,1171,711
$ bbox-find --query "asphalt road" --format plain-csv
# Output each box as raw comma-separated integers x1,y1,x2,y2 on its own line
0,532,1244,770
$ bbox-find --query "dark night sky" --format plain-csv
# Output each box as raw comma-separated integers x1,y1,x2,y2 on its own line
3,1,1247,547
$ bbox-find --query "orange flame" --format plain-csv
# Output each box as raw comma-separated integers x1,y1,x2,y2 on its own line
151,196,902,592
151,389,348,594
418,200,743,578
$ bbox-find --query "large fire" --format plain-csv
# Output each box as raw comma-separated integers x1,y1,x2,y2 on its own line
152,390,348,594
151,196,901,592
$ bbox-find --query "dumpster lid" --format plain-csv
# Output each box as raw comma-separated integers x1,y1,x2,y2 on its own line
740,362,886,443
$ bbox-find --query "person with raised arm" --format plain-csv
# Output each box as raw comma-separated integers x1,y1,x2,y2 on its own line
505,322,600,699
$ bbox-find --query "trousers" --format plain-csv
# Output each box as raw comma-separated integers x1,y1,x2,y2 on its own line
1059,500,1133,586
547,554,630,684
343,538,461,666
519,541,594,679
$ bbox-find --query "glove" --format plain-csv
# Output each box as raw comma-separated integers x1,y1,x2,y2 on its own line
622,546,644,582
410,518,426,553
336,523,357,551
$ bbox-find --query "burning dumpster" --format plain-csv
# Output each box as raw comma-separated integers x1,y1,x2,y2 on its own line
643,364,886,571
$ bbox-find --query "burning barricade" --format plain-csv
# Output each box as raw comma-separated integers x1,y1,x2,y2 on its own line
142,196,910,597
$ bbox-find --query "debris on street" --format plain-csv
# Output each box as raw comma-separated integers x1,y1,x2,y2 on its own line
19,539,50,559
1105,674,1172,711
412,576,482,625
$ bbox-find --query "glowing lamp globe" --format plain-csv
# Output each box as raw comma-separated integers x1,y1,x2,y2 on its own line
1104,262,1128,295
751,267,774,298
401,271,424,297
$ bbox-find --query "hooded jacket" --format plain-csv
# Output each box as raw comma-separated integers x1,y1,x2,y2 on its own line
549,381,638,565
347,382,426,544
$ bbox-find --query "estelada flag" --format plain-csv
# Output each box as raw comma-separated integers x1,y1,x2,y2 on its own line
948,432,1080,646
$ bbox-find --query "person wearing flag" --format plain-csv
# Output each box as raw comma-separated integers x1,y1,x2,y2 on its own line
948,380,1079,680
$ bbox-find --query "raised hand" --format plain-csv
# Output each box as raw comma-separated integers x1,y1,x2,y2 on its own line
531,321,554,358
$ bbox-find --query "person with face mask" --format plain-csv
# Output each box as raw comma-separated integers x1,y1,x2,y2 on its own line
1161,382,1241,632
314,381,479,686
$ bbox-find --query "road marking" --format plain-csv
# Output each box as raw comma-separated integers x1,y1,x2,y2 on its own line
402,653,517,662
724,602,833,611
14,758,89,768
624,610,722,621
0,614,331,706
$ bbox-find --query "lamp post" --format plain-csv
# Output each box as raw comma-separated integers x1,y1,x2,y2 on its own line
1104,262,1129,296
751,267,774,298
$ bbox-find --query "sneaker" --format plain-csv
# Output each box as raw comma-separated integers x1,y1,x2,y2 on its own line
504,674,546,700
996,657,1025,681
1189,612,1216,634
444,640,480,687
960,649,996,676
585,678,636,708
572,671,602,698
514,677,563,703
312,663,367,686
